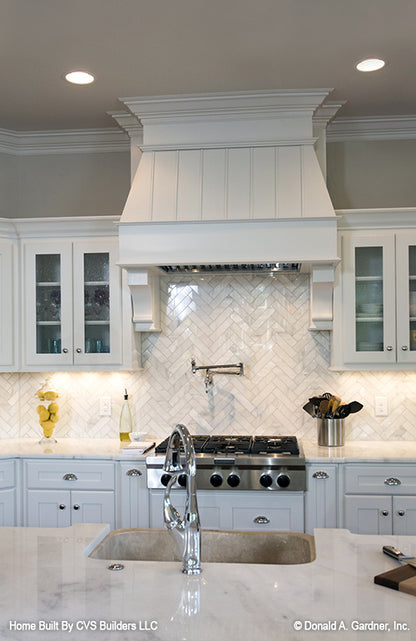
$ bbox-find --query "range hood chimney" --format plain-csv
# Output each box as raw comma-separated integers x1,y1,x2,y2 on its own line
114,90,342,333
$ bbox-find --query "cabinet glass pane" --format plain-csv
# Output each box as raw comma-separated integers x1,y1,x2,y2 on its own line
409,246,416,351
355,247,384,352
36,255,61,354
84,253,110,354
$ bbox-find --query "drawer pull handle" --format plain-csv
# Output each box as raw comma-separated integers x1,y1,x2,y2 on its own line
384,477,401,486
63,473,78,481
397,510,406,517
253,516,270,524
73,504,80,510
381,510,389,517
58,504,66,510
127,469,142,477
312,471,329,479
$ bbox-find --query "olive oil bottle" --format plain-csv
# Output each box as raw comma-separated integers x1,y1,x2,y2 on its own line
119,388,133,442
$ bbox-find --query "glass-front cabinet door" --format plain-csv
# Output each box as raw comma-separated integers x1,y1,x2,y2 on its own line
24,242,73,367
396,231,416,363
343,233,396,364
23,240,122,368
72,240,122,366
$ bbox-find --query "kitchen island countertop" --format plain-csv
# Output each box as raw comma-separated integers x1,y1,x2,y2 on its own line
0,523,415,640
0,437,416,462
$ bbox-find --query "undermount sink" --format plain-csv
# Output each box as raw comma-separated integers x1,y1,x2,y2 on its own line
89,528,315,565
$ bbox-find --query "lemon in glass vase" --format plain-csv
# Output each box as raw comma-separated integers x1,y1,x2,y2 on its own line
36,384,59,444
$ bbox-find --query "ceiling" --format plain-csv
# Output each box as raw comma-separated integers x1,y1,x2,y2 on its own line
2,0,415,132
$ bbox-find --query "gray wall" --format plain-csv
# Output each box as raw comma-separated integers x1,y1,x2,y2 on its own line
1,138,416,218
327,139,416,210
0,153,18,217
2,150,130,218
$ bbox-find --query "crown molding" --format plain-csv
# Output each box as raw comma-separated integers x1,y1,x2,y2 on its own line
327,115,416,142
107,111,143,141
0,128,130,155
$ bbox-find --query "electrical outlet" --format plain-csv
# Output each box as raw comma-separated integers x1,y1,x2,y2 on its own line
99,397,112,416
375,396,388,417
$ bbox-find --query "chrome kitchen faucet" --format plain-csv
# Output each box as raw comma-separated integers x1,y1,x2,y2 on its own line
163,424,201,575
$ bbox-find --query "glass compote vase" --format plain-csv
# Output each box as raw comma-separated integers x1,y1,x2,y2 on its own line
36,383,59,444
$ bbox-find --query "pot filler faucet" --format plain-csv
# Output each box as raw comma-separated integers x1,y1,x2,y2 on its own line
163,424,201,575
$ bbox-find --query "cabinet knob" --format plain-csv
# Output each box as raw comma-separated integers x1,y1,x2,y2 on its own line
63,473,78,481
126,469,142,477
312,471,329,479
401,345,409,351
62,348,69,354
384,477,401,486
76,348,82,354
397,510,406,517
386,346,393,351
253,516,270,524
58,504,66,510
381,510,389,517
73,504,80,510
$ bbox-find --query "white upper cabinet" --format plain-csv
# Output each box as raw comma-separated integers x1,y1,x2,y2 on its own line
22,238,123,369
0,238,18,370
332,210,416,369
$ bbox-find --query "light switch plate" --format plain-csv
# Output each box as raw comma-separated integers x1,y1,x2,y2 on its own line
375,396,388,417
99,397,112,416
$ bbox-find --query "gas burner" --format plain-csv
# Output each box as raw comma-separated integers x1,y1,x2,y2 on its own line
251,436,300,456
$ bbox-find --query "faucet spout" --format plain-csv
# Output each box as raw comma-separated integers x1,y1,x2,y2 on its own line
163,424,201,575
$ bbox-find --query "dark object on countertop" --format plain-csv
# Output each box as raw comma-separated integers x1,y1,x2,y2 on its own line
374,564,416,596
306,394,363,419
334,401,364,418
302,402,315,417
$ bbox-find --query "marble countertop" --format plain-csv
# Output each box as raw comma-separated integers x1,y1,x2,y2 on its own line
0,437,415,463
0,524,415,640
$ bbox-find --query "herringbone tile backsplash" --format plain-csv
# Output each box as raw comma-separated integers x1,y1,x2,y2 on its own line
2,273,416,441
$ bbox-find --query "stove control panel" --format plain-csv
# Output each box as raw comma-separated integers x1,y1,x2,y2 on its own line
147,465,306,491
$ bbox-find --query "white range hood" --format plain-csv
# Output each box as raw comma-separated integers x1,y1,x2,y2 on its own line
114,90,341,333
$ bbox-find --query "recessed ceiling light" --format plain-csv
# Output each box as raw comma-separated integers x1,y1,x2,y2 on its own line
356,58,386,72
64,70,95,85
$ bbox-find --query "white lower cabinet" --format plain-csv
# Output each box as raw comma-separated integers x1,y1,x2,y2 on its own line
343,464,416,535
0,460,19,526
304,464,338,534
149,489,304,532
23,459,115,528
117,462,149,528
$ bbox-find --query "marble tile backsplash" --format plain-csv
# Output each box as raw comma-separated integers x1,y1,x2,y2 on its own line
1,273,416,442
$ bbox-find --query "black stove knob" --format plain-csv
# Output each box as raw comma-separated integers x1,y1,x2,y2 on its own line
177,473,187,487
227,473,240,488
259,473,273,488
160,473,172,487
210,473,223,487
276,473,290,488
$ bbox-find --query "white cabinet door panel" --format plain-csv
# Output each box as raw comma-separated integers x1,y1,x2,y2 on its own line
27,489,71,527
71,491,115,528
305,465,338,534
0,489,17,526
344,495,392,535
393,496,416,535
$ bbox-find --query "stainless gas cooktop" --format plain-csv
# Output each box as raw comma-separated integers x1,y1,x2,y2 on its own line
146,435,306,491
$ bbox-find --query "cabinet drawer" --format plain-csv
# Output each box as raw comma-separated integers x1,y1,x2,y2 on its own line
344,465,416,495
231,495,304,532
0,460,16,489
25,460,115,490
